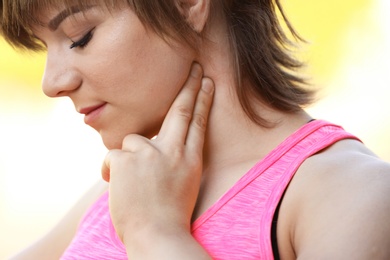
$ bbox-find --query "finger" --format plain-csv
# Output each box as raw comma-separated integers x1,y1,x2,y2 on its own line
157,63,203,145
121,134,151,152
101,150,119,182
186,77,214,153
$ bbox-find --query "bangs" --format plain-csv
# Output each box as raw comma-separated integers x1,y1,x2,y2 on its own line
0,0,116,51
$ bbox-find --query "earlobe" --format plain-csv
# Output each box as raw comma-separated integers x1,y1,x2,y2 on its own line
176,0,210,33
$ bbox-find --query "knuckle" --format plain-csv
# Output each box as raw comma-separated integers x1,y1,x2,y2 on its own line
142,144,159,158
185,154,202,173
174,105,193,121
192,113,207,132
122,134,148,150
171,146,186,160
111,150,128,164
105,149,121,163
122,134,139,144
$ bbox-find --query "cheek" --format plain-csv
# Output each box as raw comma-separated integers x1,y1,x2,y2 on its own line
82,10,196,144
84,8,196,103
106,35,194,109
90,32,191,96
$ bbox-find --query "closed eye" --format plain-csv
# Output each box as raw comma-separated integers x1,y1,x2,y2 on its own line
70,28,95,49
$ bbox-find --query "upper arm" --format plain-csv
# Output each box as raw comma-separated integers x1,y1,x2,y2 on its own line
10,179,108,260
291,143,390,259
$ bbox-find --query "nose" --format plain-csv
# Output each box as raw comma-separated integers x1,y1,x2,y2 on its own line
42,51,81,98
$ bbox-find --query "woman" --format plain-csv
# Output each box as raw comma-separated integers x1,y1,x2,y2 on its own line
1,0,390,259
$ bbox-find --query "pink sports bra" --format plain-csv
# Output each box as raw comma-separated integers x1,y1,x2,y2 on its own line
61,120,359,259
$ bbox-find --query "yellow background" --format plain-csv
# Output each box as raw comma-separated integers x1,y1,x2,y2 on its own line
1,1,389,257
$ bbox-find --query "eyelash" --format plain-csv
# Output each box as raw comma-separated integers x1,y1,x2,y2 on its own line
70,28,95,49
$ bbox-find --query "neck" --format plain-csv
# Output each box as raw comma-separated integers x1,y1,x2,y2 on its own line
197,19,311,172
201,92,311,171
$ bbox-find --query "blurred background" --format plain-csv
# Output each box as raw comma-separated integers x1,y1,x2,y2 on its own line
1,0,389,258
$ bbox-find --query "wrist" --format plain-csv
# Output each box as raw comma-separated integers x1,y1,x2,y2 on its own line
123,222,201,259
123,221,189,245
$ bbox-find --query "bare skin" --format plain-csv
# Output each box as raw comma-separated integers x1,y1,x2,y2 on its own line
284,139,390,259
9,0,390,259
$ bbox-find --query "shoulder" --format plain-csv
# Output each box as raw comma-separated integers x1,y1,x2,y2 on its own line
299,138,390,189
278,139,390,259
299,139,390,194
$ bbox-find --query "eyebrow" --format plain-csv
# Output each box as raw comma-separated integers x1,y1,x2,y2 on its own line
48,6,93,31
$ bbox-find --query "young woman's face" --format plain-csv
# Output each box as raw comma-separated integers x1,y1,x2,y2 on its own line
33,5,196,149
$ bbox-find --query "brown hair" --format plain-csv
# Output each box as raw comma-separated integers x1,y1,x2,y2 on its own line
0,0,315,126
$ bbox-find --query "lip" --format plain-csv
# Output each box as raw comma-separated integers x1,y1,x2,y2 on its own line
79,103,107,125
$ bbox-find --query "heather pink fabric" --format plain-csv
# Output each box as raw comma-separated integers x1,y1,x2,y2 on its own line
61,120,359,259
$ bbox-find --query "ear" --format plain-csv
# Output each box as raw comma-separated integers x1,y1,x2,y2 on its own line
176,0,211,33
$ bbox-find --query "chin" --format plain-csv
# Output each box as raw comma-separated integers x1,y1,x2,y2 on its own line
102,138,122,150
99,131,124,150
99,120,164,149
99,130,155,150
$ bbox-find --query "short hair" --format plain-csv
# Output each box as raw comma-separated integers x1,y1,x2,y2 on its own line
0,0,315,126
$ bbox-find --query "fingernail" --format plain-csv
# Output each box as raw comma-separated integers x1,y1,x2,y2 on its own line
191,63,202,78
202,78,214,94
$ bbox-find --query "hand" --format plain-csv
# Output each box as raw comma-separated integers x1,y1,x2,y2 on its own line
101,63,214,248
